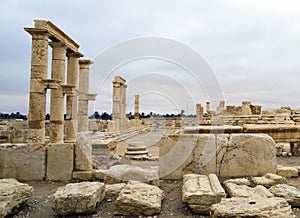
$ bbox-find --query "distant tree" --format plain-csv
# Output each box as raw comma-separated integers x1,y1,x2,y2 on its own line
101,112,112,120
45,113,50,120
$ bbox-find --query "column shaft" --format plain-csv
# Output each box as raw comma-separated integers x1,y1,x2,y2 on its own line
49,42,66,143
77,60,93,132
26,29,49,143
134,95,140,119
65,52,82,141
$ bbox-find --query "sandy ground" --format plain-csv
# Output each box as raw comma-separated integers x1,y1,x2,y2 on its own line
5,156,300,218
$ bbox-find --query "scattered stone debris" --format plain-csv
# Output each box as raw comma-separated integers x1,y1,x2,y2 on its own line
53,182,105,215
182,174,225,214
105,183,126,197
269,184,300,207
252,173,288,188
114,180,164,216
224,182,273,198
210,197,295,218
277,165,299,178
0,178,33,217
96,164,159,185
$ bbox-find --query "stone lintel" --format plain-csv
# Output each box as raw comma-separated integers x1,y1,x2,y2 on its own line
113,76,126,85
24,28,50,39
33,19,80,52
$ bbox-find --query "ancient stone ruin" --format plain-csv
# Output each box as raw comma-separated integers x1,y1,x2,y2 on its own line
1,19,300,217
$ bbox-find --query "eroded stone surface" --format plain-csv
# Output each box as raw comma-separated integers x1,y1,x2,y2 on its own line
269,184,300,207
0,144,46,180
53,182,105,215
182,174,225,214
115,180,164,216
223,178,250,186
252,173,287,188
75,133,93,171
98,164,159,185
277,165,298,178
0,179,33,217
224,183,273,198
105,183,126,197
210,197,295,218
218,134,277,178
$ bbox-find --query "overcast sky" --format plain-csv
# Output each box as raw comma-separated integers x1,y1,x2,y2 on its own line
1,0,300,115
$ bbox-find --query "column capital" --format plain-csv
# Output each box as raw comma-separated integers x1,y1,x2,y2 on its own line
49,41,67,49
24,28,50,40
79,59,93,69
67,51,83,58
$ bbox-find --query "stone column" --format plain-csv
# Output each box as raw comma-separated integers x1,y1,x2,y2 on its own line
120,84,127,130
49,42,67,143
64,53,83,141
77,60,93,132
242,101,252,115
206,102,211,113
112,76,126,131
134,95,140,119
217,100,225,115
25,29,50,143
196,103,203,121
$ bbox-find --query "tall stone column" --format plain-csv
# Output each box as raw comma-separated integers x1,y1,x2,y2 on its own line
49,42,67,143
64,53,83,141
196,103,203,121
112,76,126,131
120,84,127,130
112,81,121,131
77,60,93,133
134,95,140,119
25,29,50,143
206,102,211,113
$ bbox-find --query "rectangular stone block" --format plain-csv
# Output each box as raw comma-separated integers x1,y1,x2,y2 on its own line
0,144,46,180
73,171,93,181
75,133,93,170
46,143,74,181
182,174,225,214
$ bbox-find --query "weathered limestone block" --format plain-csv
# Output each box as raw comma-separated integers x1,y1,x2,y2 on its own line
0,179,33,217
0,144,46,180
115,180,164,216
277,165,298,178
224,183,273,198
252,173,287,188
218,134,277,178
53,182,105,215
269,184,300,207
223,178,250,186
210,197,295,218
182,174,225,214
98,165,159,185
75,133,93,171
105,183,126,197
72,171,93,181
46,143,74,181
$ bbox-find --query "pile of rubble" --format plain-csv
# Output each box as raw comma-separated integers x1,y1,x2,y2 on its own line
1,163,300,217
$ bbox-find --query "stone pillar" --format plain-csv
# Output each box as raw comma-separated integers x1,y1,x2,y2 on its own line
25,29,50,143
78,60,93,133
134,95,140,119
120,84,127,130
242,101,252,115
64,53,83,141
217,100,225,115
48,42,67,143
112,76,126,131
196,103,203,121
206,102,211,113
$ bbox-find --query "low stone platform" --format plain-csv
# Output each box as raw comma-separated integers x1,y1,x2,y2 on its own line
182,174,225,214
